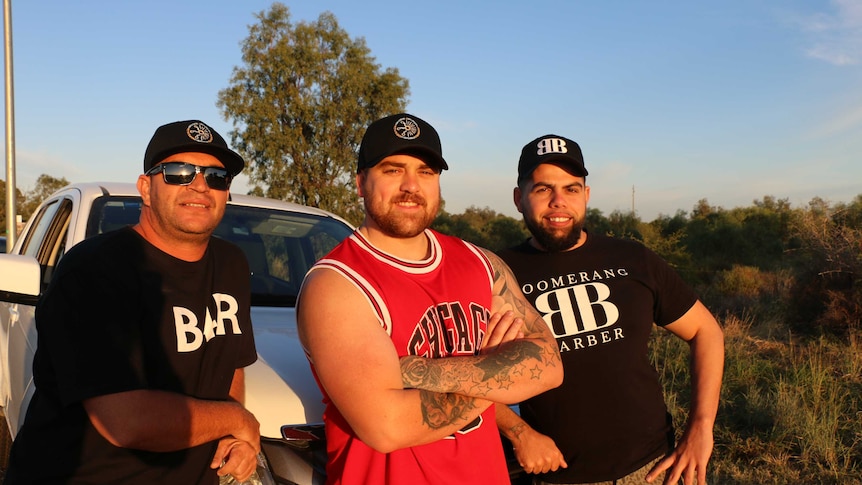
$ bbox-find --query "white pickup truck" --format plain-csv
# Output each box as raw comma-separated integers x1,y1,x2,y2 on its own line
0,182,525,484
0,182,355,484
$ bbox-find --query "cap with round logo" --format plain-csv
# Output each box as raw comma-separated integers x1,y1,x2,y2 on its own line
143,120,245,176
357,113,448,172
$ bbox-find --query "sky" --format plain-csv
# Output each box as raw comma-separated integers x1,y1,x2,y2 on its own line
3,0,862,222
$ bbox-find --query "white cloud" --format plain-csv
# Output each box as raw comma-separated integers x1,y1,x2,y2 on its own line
796,0,862,65
808,102,862,138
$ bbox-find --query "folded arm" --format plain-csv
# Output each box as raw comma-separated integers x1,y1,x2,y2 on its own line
297,268,493,453
84,368,260,454
400,249,563,403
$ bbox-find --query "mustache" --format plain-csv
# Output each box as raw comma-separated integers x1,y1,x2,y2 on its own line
392,195,426,206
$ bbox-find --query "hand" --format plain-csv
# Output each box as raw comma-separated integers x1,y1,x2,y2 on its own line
513,426,568,474
211,437,259,483
481,310,524,355
231,404,262,454
645,421,714,484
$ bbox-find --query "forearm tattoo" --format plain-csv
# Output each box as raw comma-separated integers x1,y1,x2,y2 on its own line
400,249,563,430
508,422,527,441
417,389,481,429
401,340,544,396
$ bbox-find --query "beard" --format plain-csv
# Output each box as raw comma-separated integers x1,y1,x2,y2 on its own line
523,215,584,253
365,194,438,239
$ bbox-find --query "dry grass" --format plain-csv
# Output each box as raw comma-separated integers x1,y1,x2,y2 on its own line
651,314,862,484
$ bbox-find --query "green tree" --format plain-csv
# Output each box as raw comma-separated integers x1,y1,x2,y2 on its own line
786,195,862,335
217,3,409,225
484,217,529,252
606,209,642,240
431,206,528,251
585,207,611,236
0,179,26,236
20,174,69,220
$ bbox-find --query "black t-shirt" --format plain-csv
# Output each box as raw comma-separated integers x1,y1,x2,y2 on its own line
497,232,698,483
6,227,256,484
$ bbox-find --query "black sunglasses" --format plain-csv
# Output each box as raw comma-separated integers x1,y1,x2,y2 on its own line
145,162,232,191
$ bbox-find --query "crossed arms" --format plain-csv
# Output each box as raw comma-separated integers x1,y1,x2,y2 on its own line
297,248,563,453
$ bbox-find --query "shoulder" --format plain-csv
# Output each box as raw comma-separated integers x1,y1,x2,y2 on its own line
429,230,495,269
427,228,465,248
209,235,245,256
586,232,652,254
496,239,536,260
60,227,141,269
208,236,251,274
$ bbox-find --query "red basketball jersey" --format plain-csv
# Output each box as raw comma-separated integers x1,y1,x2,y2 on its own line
306,229,509,485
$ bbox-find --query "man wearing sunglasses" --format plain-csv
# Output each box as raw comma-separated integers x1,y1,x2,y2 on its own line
6,120,260,484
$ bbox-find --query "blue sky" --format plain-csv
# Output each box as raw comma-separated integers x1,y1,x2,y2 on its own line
4,0,861,221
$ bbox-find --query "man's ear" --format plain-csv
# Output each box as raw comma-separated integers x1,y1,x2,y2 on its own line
137,174,152,207
513,186,524,214
355,172,366,198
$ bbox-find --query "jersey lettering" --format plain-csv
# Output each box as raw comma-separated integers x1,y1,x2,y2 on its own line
174,293,241,352
408,302,489,358
444,415,484,440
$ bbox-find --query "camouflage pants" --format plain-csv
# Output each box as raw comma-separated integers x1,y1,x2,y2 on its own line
534,454,669,485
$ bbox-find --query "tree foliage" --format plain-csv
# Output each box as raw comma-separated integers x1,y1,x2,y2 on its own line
20,174,69,219
433,194,861,337
785,196,862,334
0,179,26,236
431,206,528,251
217,3,409,225
1,175,68,235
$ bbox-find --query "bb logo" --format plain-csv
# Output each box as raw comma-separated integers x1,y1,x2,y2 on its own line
536,137,568,156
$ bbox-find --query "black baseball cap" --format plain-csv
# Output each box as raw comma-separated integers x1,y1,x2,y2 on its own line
357,113,449,172
144,120,245,176
518,134,588,182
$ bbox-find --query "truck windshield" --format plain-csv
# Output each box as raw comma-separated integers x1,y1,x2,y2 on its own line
87,196,353,307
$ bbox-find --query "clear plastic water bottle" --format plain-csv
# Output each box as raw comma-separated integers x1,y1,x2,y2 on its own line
218,453,273,485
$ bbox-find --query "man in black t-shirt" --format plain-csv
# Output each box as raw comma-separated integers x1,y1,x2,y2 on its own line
5,120,260,484
495,135,725,485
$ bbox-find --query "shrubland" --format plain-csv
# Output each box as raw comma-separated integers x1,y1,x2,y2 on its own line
436,194,862,484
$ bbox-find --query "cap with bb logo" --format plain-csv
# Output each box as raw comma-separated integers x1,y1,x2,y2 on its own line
358,113,449,172
517,134,588,182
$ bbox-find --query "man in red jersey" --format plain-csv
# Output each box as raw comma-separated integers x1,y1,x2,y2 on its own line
297,114,563,485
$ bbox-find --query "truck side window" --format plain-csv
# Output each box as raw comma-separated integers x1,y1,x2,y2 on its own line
20,198,73,288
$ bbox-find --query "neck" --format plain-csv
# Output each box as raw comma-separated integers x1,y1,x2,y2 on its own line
133,222,209,262
530,229,589,253
358,226,431,261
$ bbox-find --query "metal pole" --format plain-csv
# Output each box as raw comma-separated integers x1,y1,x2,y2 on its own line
3,0,15,250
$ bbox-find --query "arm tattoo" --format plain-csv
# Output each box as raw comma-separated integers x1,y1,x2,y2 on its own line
509,422,527,441
418,389,480,429
401,339,545,397
399,248,561,408
486,249,562,369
